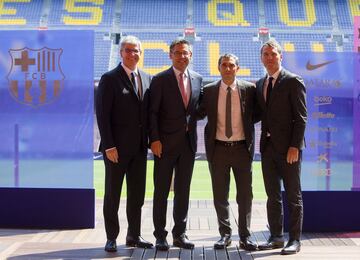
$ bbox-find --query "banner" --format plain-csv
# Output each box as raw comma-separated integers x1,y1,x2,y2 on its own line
354,16,360,52
354,17,360,190
283,52,357,191
0,30,94,189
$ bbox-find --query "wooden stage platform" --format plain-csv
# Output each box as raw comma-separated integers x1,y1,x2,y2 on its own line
1,199,360,259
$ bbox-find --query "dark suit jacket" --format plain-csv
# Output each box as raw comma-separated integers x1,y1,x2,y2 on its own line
256,69,307,154
96,63,151,156
149,67,202,154
197,79,257,162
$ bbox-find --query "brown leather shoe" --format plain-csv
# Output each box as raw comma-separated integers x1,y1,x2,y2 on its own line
281,240,301,255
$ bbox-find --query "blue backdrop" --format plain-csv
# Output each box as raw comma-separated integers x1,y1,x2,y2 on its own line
0,30,94,189
283,52,358,191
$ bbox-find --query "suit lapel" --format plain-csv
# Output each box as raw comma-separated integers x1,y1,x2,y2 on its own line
188,69,200,112
168,67,186,110
237,80,246,116
138,69,150,100
258,77,266,109
268,69,286,106
117,63,139,99
211,81,221,127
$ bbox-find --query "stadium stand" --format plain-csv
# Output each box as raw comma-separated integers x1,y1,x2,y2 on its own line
120,0,187,29
0,0,42,28
94,32,112,78
264,0,333,29
0,0,357,154
48,0,115,28
0,0,356,80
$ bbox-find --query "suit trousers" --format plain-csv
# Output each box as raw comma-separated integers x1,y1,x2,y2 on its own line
153,134,195,239
103,147,147,240
261,141,303,241
208,142,253,238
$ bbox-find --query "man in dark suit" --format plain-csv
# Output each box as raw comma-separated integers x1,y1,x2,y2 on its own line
96,35,153,252
149,38,202,250
197,54,258,251
256,40,307,255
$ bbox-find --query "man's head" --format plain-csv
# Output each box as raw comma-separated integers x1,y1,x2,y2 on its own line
169,38,192,72
218,53,239,85
120,35,142,70
260,39,283,75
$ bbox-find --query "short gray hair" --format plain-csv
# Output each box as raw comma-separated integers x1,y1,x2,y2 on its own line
260,39,282,55
218,53,239,67
120,35,142,51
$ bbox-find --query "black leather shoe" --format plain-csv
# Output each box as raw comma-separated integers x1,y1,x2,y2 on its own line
239,237,257,251
173,234,194,249
214,235,231,249
155,238,169,251
281,240,301,255
126,235,153,248
104,239,117,252
258,236,284,250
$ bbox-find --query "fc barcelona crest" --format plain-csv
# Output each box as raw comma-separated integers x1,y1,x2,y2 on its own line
6,47,65,107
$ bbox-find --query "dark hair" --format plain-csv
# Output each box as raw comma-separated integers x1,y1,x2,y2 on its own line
260,39,282,55
169,38,191,52
218,53,239,67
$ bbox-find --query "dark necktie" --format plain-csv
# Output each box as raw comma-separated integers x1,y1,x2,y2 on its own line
266,76,273,106
131,72,141,98
225,86,232,138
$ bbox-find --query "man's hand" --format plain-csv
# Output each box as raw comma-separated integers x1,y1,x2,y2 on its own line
151,140,162,158
105,147,119,163
287,147,299,164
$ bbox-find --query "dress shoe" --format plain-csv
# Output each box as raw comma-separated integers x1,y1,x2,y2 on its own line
155,238,170,251
239,237,258,251
258,236,284,250
214,235,231,249
126,235,153,248
104,239,117,252
173,234,194,249
281,240,301,255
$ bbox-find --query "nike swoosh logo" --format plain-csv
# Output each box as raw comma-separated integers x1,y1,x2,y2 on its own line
306,60,336,70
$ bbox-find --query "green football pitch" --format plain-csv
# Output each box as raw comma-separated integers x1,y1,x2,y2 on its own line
94,160,266,200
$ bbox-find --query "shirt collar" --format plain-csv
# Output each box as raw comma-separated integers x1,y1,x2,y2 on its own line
173,66,188,79
220,79,237,91
121,63,138,77
268,67,282,81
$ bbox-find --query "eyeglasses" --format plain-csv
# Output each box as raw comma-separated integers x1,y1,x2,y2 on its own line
122,48,141,54
171,51,191,57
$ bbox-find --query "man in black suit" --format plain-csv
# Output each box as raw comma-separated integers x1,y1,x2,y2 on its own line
197,54,258,251
256,40,307,255
149,38,202,250
96,35,153,252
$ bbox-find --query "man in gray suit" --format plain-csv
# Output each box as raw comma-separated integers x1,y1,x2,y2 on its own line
197,54,258,251
256,40,307,255
149,38,203,250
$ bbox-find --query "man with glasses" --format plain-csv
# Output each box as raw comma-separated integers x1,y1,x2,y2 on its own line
197,54,258,251
149,38,202,250
96,35,153,252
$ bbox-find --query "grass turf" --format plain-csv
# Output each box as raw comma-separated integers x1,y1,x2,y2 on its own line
94,160,266,200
